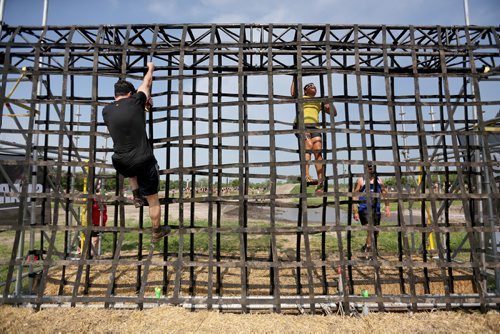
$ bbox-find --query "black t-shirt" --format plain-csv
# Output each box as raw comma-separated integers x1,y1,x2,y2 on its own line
103,92,157,176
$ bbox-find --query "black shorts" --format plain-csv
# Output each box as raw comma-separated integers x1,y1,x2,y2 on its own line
359,210,381,226
293,124,322,140
113,155,159,196
136,163,160,196
306,126,322,139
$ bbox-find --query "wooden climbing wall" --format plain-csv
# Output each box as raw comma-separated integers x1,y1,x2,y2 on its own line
0,23,499,312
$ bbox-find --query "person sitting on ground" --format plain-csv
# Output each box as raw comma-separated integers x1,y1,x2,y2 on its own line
352,163,390,256
291,79,337,193
103,62,171,243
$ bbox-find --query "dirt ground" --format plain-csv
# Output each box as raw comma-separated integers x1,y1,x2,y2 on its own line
4,184,489,333
1,305,499,333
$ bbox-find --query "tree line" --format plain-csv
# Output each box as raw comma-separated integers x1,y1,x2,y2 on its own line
60,172,271,193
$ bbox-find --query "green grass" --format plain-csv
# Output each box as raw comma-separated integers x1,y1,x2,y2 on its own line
149,219,274,254
304,223,469,260
290,184,464,212
0,217,472,288
0,241,10,289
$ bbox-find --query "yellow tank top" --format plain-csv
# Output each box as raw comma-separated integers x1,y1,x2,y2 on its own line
303,96,321,125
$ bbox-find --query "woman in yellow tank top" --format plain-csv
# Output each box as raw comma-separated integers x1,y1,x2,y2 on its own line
291,80,337,192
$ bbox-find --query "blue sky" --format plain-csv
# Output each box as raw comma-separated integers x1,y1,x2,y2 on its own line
2,0,499,185
3,0,499,26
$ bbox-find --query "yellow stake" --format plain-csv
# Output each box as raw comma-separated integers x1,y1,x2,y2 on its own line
80,162,89,251
2,67,39,117
5,67,27,99
417,168,436,251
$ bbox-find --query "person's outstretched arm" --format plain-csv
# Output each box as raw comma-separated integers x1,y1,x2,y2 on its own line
137,62,155,99
322,99,337,117
290,77,297,97
327,102,337,117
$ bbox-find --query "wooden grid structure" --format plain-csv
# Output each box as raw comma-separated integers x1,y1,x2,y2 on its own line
0,23,499,313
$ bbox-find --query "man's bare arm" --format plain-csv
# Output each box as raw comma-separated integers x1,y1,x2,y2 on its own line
290,78,297,97
352,177,362,219
137,62,155,99
380,179,391,216
323,103,337,117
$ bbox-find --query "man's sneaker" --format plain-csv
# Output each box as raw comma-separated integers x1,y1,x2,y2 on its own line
151,225,172,243
132,189,148,208
133,195,148,208
361,244,372,259
305,175,318,185
315,178,325,193
360,244,379,259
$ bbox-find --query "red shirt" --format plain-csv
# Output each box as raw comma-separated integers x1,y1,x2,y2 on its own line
92,199,107,226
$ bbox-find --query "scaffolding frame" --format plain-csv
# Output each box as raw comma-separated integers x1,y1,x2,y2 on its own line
0,23,499,313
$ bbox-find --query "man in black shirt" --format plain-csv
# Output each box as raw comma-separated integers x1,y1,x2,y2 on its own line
103,62,170,243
